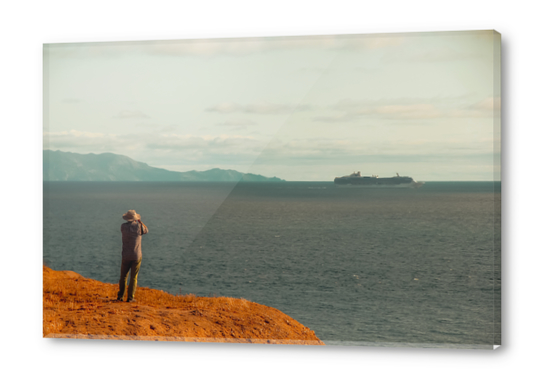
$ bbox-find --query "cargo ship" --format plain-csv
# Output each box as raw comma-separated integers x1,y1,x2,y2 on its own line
334,171,424,188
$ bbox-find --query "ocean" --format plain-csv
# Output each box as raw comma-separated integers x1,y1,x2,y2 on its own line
43,181,501,348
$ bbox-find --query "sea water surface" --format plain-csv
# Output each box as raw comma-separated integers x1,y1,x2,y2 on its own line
43,181,501,348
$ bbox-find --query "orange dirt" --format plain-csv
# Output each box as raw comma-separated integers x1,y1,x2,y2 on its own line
43,266,324,344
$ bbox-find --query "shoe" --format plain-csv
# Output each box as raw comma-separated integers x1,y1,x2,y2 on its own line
116,297,123,302
126,298,136,303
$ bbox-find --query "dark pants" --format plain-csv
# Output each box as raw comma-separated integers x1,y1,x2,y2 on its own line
118,259,142,301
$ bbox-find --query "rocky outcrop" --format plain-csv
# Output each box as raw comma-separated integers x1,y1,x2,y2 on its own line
43,266,323,344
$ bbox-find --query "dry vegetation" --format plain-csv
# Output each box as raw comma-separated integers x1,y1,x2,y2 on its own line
43,266,324,344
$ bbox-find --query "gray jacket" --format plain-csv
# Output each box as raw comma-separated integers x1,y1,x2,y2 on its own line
121,221,149,260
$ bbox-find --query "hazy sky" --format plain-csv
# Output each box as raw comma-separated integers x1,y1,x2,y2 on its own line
44,31,500,181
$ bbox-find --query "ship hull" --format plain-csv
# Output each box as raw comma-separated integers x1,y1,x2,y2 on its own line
334,175,424,188
334,182,424,188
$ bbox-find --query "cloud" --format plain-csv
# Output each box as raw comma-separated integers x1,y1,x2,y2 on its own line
314,102,442,122
158,125,178,133
448,97,501,118
43,130,267,166
43,130,122,152
216,119,257,127
313,97,497,122
134,122,162,128
146,134,260,150
143,134,267,165
254,137,497,166
373,104,441,119
228,126,248,132
313,114,356,123
114,110,150,119
205,102,240,113
469,97,501,111
43,129,498,174
206,102,313,114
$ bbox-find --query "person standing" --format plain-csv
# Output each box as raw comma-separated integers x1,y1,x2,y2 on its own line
118,210,148,302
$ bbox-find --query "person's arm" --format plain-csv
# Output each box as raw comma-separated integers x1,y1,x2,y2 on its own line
138,219,148,234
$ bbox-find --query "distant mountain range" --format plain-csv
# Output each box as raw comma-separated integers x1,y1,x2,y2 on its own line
43,150,284,182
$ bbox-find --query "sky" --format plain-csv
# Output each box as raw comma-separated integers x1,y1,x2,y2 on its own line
44,31,501,181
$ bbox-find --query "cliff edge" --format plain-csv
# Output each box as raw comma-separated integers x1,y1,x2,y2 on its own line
43,266,324,344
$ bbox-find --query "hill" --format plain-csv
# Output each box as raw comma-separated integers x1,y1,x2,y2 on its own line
43,150,284,182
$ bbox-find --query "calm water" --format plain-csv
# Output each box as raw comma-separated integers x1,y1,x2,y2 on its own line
43,181,501,348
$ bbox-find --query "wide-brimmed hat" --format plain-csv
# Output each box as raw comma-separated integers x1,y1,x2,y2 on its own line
122,210,141,221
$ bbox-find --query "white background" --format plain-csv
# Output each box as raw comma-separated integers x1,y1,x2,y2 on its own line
1,1,538,378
